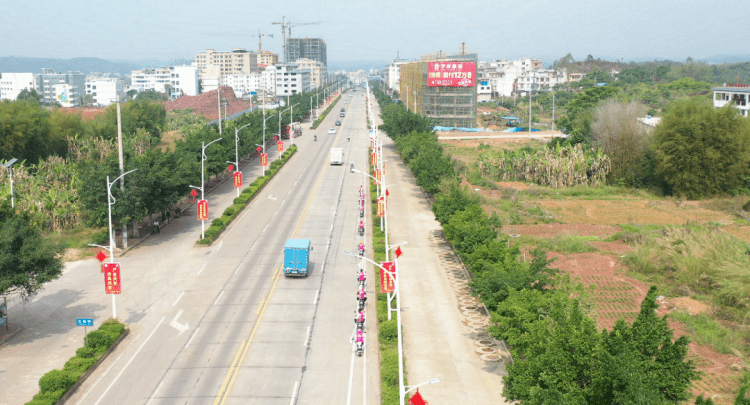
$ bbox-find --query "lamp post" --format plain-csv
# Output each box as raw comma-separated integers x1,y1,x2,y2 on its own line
405,378,441,396
260,114,276,176
232,122,254,197
289,103,299,146
1,158,18,209
278,107,290,145
88,168,136,319
189,138,222,240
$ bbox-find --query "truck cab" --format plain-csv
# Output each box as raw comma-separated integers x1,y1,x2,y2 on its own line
284,239,312,276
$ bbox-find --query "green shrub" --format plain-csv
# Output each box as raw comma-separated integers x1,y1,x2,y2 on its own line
38,369,76,393
205,226,221,239
63,356,96,374
75,346,96,359
222,206,236,217
241,187,253,195
85,330,114,350
99,322,125,339
211,218,223,227
379,319,398,342
198,238,211,245
380,348,400,404
233,197,246,205
231,204,244,213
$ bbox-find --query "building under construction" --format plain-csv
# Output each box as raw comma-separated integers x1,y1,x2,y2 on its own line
400,49,477,128
285,38,327,67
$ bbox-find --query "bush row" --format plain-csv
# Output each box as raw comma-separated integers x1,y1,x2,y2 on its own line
310,95,342,129
26,319,126,405
372,85,710,405
199,145,297,244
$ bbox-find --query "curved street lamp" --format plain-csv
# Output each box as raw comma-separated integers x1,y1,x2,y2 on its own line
189,138,222,239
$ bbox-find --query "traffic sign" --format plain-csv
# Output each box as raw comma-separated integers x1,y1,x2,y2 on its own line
76,318,94,327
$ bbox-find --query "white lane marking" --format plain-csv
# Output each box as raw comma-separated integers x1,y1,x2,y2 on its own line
213,290,225,306
346,344,355,405
250,241,257,250
145,381,164,405
170,310,189,335
92,317,166,405
268,194,278,200
263,224,269,232
75,333,142,403
313,289,319,305
304,326,311,346
330,224,333,231
215,241,223,252
234,263,243,275
197,263,207,276
172,291,185,307
185,327,200,347
363,342,367,405
290,381,299,405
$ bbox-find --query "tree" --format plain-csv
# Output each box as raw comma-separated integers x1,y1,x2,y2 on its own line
432,178,481,224
16,88,41,103
135,90,168,102
0,99,66,164
591,99,652,186
127,89,138,100
555,86,620,145
443,204,501,257
654,98,750,198
0,200,63,298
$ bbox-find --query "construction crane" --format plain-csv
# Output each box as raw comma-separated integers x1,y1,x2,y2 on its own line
257,30,273,52
272,16,322,62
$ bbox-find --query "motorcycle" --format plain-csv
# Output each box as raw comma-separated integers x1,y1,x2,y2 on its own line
360,209,365,218
356,341,364,357
358,226,365,236
357,296,366,311
357,272,366,288
314,135,317,141
355,312,365,331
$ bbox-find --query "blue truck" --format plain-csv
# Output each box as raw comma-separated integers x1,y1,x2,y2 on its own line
283,239,312,276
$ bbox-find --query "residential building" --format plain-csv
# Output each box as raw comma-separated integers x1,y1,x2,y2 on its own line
172,66,199,97
130,66,199,99
194,48,259,79
516,68,567,93
285,38,327,66
385,56,407,93
34,68,85,106
273,63,310,96
0,72,34,101
221,73,262,97
84,76,124,106
257,51,279,67
294,58,325,89
400,50,477,128
713,84,750,117
568,72,585,82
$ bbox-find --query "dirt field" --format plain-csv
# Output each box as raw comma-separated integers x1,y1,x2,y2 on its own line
538,200,737,226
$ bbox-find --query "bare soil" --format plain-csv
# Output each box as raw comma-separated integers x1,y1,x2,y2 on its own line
539,200,736,226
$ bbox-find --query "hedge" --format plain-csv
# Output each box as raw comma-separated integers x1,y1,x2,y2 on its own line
197,145,297,244
311,95,342,129
25,319,126,405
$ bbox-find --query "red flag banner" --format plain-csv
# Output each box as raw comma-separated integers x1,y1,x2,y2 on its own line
260,153,268,166
374,169,381,183
103,263,121,294
371,152,377,166
376,197,385,218
277,141,284,151
395,246,403,258
233,171,242,188
380,262,395,293
408,389,427,405
197,199,209,221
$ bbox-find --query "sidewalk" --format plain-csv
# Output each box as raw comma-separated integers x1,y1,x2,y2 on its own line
372,98,509,404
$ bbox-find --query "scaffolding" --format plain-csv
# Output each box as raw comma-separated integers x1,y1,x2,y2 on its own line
399,52,477,128
285,38,327,67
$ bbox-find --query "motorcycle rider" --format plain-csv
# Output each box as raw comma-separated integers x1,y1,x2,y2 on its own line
355,310,365,324
357,270,366,283
358,221,365,235
314,134,317,141
357,287,367,303
358,241,365,253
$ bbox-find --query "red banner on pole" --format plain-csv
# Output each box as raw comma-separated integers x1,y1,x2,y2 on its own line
371,152,377,166
260,153,268,166
370,139,374,150
103,263,121,294
233,171,242,188
376,197,385,218
277,141,284,151
197,199,209,221
380,262,395,293
374,169,381,183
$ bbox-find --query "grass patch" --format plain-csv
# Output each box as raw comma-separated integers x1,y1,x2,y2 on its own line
523,184,659,200
43,227,108,250
520,235,599,254
669,311,749,354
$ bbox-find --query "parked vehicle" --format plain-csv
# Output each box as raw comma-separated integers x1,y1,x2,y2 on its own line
330,148,343,165
283,239,312,276
281,122,302,139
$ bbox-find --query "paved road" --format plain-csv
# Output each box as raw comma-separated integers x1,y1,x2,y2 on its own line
0,92,379,405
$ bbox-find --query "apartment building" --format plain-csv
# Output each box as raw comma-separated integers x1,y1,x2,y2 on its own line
221,73,262,97
294,58,325,89
385,57,407,93
0,72,34,101
130,66,199,99
713,83,750,117
285,38,327,66
257,51,279,67
516,69,568,93
34,68,85,106
195,48,259,79
85,77,124,106
273,63,310,96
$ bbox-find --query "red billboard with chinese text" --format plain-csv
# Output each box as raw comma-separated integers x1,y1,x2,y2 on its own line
197,199,209,221
103,263,121,294
277,141,284,152
376,197,385,218
260,153,268,166
427,61,476,87
233,172,242,188
380,262,395,293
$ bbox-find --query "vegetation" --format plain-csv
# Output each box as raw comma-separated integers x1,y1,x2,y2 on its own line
310,95,341,129
25,319,126,405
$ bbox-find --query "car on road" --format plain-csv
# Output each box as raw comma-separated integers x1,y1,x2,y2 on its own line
328,128,336,134
335,121,341,126
340,113,345,117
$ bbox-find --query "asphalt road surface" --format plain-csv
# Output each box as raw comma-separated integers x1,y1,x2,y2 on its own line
0,91,378,405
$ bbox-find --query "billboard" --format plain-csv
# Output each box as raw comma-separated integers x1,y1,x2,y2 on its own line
380,262,395,293
427,62,476,87
197,199,208,221
103,263,121,294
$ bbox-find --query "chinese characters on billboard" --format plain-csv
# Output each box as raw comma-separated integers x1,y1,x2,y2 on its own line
380,262,395,293
103,263,121,294
427,62,476,87
197,199,209,221
233,171,242,188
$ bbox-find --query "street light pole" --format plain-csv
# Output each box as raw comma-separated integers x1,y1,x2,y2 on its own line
190,138,222,240
290,103,299,146
233,122,253,197
105,168,137,319
1,158,17,209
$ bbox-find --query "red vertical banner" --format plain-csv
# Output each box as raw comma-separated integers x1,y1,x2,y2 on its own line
103,263,121,294
197,199,209,221
371,152,377,166
233,171,242,188
374,169,381,183
380,262,395,293
277,141,284,151
376,197,385,217
370,139,375,150
260,153,268,166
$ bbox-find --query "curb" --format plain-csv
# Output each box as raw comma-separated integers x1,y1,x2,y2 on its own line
57,327,130,404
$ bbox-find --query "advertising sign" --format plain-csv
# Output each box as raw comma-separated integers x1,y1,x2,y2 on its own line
233,171,242,188
277,141,284,151
427,61,476,87
371,152,377,166
376,197,385,218
380,262,395,293
103,263,121,294
197,199,209,221
260,153,268,166
374,169,381,183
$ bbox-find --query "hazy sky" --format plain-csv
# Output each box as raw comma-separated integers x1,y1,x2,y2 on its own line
0,0,746,66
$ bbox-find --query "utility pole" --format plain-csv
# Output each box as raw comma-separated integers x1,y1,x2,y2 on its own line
116,93,127,248
552,93,555,131
217,86,222,135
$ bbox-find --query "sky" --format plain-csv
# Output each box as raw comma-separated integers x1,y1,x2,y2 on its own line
1,0,747,67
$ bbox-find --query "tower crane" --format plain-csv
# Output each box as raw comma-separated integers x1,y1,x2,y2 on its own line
271,16,322,62
257,30,273,52
288,21,321,38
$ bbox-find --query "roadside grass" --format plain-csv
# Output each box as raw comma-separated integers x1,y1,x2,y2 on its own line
519,235,599,254
669,311,750,355
700,195,750,217
523,184,660,201
44,226,108,251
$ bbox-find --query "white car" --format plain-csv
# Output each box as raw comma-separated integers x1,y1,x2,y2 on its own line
328,128,336,134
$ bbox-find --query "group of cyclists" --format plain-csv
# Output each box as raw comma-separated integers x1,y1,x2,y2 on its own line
354,185,367,355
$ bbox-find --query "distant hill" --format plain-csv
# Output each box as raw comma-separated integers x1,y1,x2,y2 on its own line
0,56,169,75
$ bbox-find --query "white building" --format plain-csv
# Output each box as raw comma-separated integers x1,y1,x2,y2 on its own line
273,64,310,96
713,84,750,117
476,58,562,100
85,77,124,106
516,69,567,93
52,83,79,107
221,73,262,97
195,48,259,79
130,66,199,99
294,58,325,89
34,68,85,106
385,58,407,93
0,72,34,101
